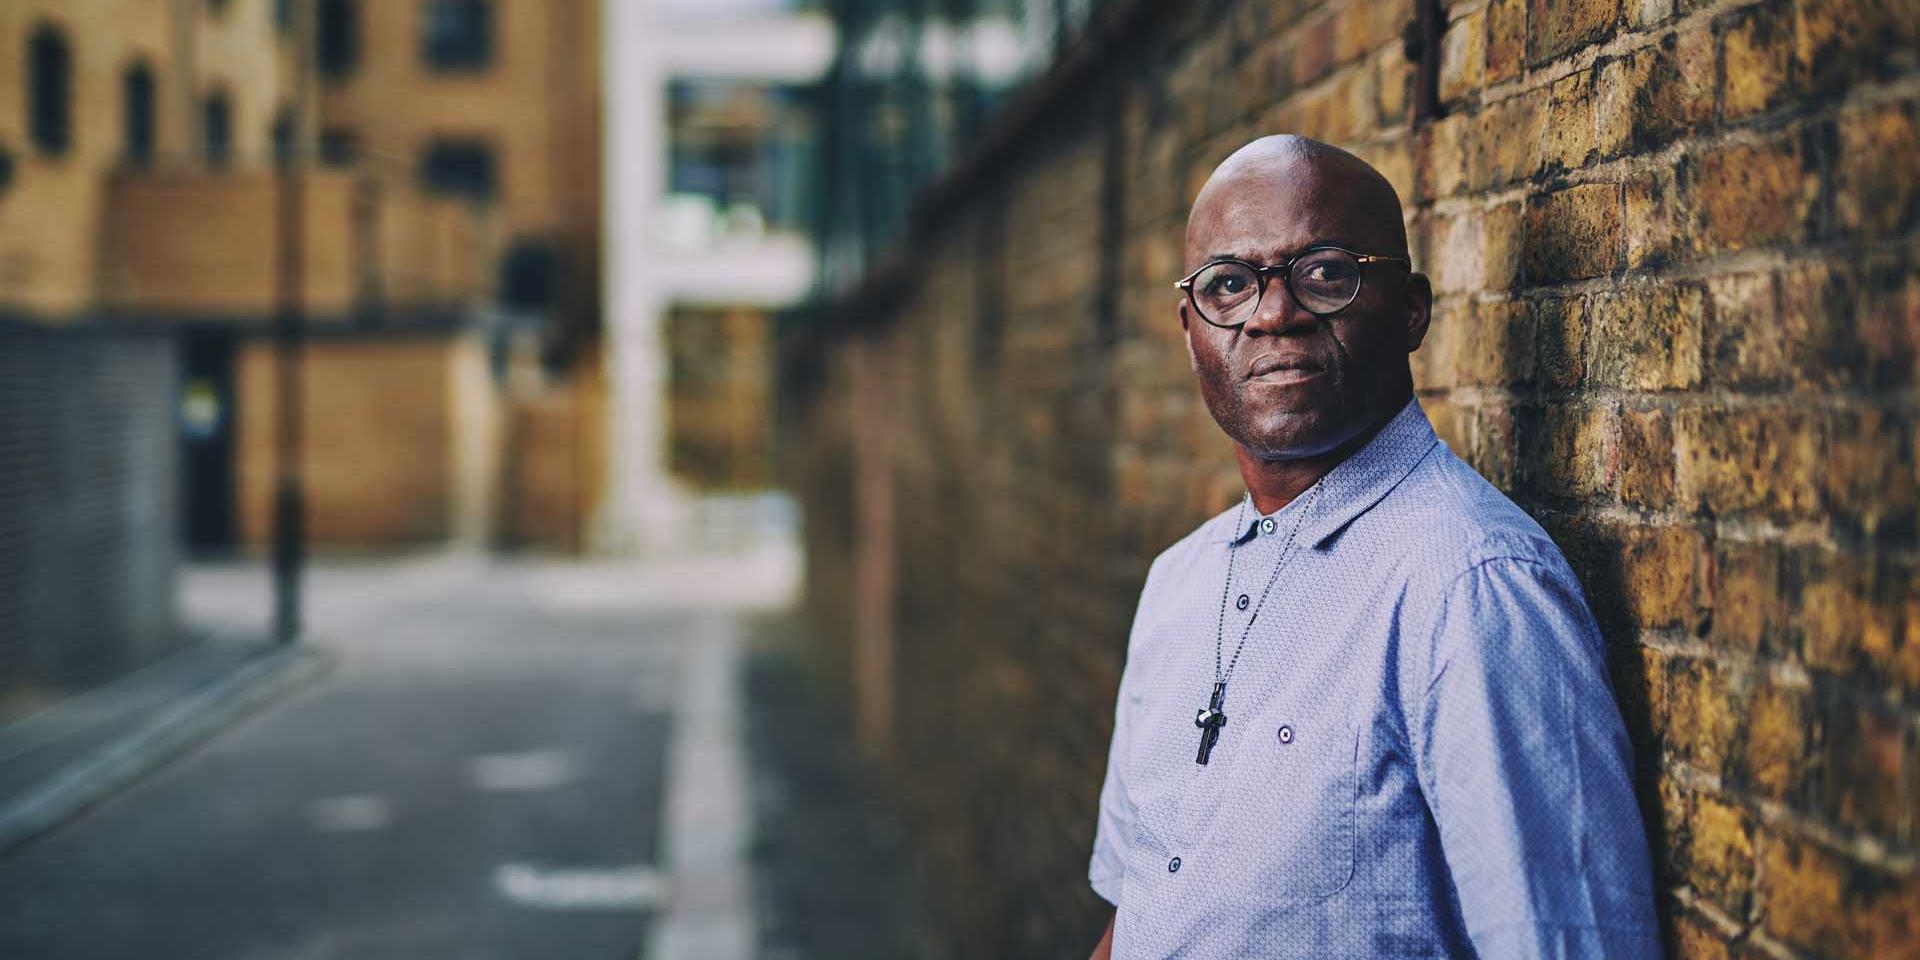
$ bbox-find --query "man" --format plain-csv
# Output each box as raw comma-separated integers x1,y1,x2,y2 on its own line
1085,136,1660,958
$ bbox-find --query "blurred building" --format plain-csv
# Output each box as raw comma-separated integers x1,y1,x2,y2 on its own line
597,0,833,550
0,0,599,706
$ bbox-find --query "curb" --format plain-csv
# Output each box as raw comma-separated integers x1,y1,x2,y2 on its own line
0,644,336,856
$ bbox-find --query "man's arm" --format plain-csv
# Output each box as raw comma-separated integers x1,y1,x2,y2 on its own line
1087,911,1114,960
1414,556,1662,958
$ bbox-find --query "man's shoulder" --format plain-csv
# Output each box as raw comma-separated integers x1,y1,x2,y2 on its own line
1368,440,1569,577
1141,501,1242,585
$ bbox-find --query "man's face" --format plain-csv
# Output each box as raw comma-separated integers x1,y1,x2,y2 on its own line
1181,161,1430,461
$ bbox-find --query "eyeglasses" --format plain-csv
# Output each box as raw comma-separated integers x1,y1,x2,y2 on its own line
1174,246,1411,327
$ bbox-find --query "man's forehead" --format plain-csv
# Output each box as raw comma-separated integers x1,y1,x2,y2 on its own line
1185,145,1405,265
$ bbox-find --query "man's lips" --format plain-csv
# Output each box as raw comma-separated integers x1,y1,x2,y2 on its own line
1244,353,1328,384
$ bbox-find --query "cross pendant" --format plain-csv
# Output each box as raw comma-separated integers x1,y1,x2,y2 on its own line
1194,681,1228,765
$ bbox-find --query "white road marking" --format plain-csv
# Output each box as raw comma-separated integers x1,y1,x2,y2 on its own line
468,750,579,792
493,863,668,911
307,794,392,833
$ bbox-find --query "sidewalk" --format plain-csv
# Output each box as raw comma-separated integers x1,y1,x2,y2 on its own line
0,628,331,856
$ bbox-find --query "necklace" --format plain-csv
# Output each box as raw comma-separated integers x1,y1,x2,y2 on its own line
1194,484,1323,765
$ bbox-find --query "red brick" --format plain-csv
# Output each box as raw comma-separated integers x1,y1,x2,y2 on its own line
1525,182,1622,283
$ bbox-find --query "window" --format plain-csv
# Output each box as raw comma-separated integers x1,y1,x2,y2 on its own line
124,62,157,166
422,0,492,71
419,139,496,202
275,0,295,32
319,127,358,166
499,241,559,310
202,91,232,168
28,24,73,155
270,107,296,166
317,0,359,79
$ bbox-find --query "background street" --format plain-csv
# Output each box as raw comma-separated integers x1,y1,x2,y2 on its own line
0,551,790,960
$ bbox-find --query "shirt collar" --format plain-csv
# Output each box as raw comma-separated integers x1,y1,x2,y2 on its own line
1214,397,1440,548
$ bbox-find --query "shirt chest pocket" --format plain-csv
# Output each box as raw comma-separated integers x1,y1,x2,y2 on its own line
1200,711,1359,904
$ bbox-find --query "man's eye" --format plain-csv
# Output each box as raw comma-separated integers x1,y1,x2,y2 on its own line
1205,274,1248,296
1302,262,1357,283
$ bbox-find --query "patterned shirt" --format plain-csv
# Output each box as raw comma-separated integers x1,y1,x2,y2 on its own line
1089,398,1660,958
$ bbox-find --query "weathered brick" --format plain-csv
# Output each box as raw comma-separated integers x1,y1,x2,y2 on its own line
1527,401,1616,499
1709,539,1783,654
1739,678,1806,801
1525,182,1622,283
1688,134,1819,255
1703,271,1783,389
1481,201,1523,290
1794,0,1918,98
1675,407,1821,518
1834,103,1920,238
1534,295,1590,386
1541,69,1599,173
1595,29,1716,154
1485,0,1527,84
1458,299,1534,385
1684,794,1755,917
1422,113,1471,200
1758,831,1920,959
1588,284,1704,390
1439,9,1487,107
1661,651,1738,773
1528,0,1620,65
1626,0,1676,29
1624,165,1685,269
1795,549,1901,681
1374,43,1414,128
1670,912,1732,960
1469,95,1546,189
1616,406,1674,509
1721,0,1796,119
1812,690,1907,839
1824,408,1916,539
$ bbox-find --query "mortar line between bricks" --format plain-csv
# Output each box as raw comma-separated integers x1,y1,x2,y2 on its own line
1668,760,1920,874
1672,886,1750,941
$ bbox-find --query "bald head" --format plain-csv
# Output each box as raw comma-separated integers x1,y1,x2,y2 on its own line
1185,135,1408,270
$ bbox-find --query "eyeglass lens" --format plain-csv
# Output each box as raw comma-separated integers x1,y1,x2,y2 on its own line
1190,249,1364,324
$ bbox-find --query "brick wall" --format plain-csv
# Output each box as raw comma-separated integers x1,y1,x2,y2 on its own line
778,0,1918,956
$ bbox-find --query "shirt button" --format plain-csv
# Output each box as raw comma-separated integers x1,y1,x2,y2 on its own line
1259,517,1277,535
1168,856,1182,873
1235,593,1250,610
1278,725,1294,745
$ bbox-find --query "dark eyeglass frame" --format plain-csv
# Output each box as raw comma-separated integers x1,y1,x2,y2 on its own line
1173,245,1412,326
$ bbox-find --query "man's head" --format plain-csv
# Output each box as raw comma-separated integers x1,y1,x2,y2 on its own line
1180,135,1430,462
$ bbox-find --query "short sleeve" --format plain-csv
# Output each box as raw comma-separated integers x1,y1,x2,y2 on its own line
1089,554,1168,907
1412,556,1662,958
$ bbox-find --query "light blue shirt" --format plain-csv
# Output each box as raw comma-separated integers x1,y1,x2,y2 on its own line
1090,398,1660,958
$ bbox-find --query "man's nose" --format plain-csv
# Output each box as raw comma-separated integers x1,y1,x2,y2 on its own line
1241,275,1317,336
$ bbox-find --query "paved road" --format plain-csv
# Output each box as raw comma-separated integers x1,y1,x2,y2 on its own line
0,550,790,960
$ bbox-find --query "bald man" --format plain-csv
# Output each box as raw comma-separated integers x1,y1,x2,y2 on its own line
1085,137,1660,958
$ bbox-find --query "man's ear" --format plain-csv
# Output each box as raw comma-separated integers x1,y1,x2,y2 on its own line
1179,300,1200,371
1402,272,1433,353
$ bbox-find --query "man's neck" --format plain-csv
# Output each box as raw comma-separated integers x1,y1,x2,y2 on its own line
1235,399,1407,515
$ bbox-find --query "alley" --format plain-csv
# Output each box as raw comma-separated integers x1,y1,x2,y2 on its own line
0,549,791,960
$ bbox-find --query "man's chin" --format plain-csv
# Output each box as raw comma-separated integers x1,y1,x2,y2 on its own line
1236,411,1361,462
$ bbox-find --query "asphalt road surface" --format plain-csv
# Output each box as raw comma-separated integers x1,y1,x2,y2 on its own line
0,552,783,960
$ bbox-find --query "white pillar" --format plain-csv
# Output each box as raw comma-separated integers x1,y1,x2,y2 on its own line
596,0,685,555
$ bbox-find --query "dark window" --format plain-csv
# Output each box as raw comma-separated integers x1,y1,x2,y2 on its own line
319,127,358,166
499,241,559,310
422,0,492,71
207,0,231,15
419,139,496,202
202,92,232,168
317,0,359,79
271,107,296,166
275,0,295,32
28,25,73,155
124,62,157,166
